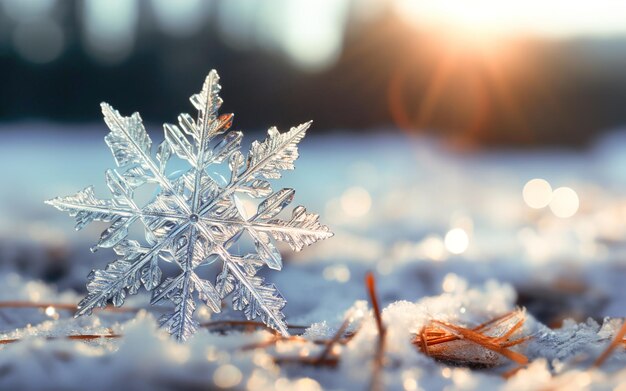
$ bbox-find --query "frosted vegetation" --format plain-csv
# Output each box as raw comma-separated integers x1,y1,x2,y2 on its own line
0,272,623,390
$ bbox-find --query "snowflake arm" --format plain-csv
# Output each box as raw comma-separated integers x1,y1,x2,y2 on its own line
47,69,333,341
259,205,333,251
193,221,289,335
46,186,131,229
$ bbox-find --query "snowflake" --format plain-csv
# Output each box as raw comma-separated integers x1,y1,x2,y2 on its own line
46,70,333,341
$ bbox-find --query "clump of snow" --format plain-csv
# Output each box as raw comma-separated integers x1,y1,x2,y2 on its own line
0,272,625,390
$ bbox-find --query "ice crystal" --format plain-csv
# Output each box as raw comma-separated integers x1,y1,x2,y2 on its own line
46,70,333,341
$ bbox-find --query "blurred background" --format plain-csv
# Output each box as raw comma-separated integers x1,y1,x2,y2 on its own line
2,0,626,146
1,0,626,330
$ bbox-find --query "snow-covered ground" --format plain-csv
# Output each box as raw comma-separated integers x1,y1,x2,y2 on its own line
0,126,624,390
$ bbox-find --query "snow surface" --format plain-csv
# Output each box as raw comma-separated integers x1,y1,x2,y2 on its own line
0,127,625,390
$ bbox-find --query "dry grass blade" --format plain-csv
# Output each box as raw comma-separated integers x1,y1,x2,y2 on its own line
414,309,530,367
501,365,525,379
366,271,386,391
270,274,388,373
366,272,384,337
0,301,139,313
274,353,339,367
0,319,309,347
0,334,121,345
200,320,307,334
250,314,357,368
314,316,351,365
593,319,626,367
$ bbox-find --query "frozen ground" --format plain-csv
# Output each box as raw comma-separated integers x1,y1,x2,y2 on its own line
0,126,624,390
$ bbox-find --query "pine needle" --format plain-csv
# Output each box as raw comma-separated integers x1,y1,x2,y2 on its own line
415,309,530,367
366,271,386,391
593,319,626,367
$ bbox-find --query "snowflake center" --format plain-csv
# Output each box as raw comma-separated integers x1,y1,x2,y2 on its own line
188,214,199,224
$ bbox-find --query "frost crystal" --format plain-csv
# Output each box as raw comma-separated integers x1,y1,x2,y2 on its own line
47,70,333,341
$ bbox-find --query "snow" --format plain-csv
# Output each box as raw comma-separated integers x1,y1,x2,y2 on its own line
0,126,625,389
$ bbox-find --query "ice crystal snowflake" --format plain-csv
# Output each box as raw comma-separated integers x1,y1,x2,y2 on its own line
47,70,333,341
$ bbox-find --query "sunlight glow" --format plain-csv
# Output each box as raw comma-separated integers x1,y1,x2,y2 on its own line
394,0,626,39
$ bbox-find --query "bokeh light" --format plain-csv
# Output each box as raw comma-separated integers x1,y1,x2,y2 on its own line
44,305,58,319
150,0,208,38
213,364,242,389
416,235,446,261
292,377,322,391
403,377,418,391
549,187,579,218
323,264,351,283
12,18,64,63
2,0,56,22
340,187,372,218
444,228,469,255
523,178,552,209
83,0,138,63
279,0,350,71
